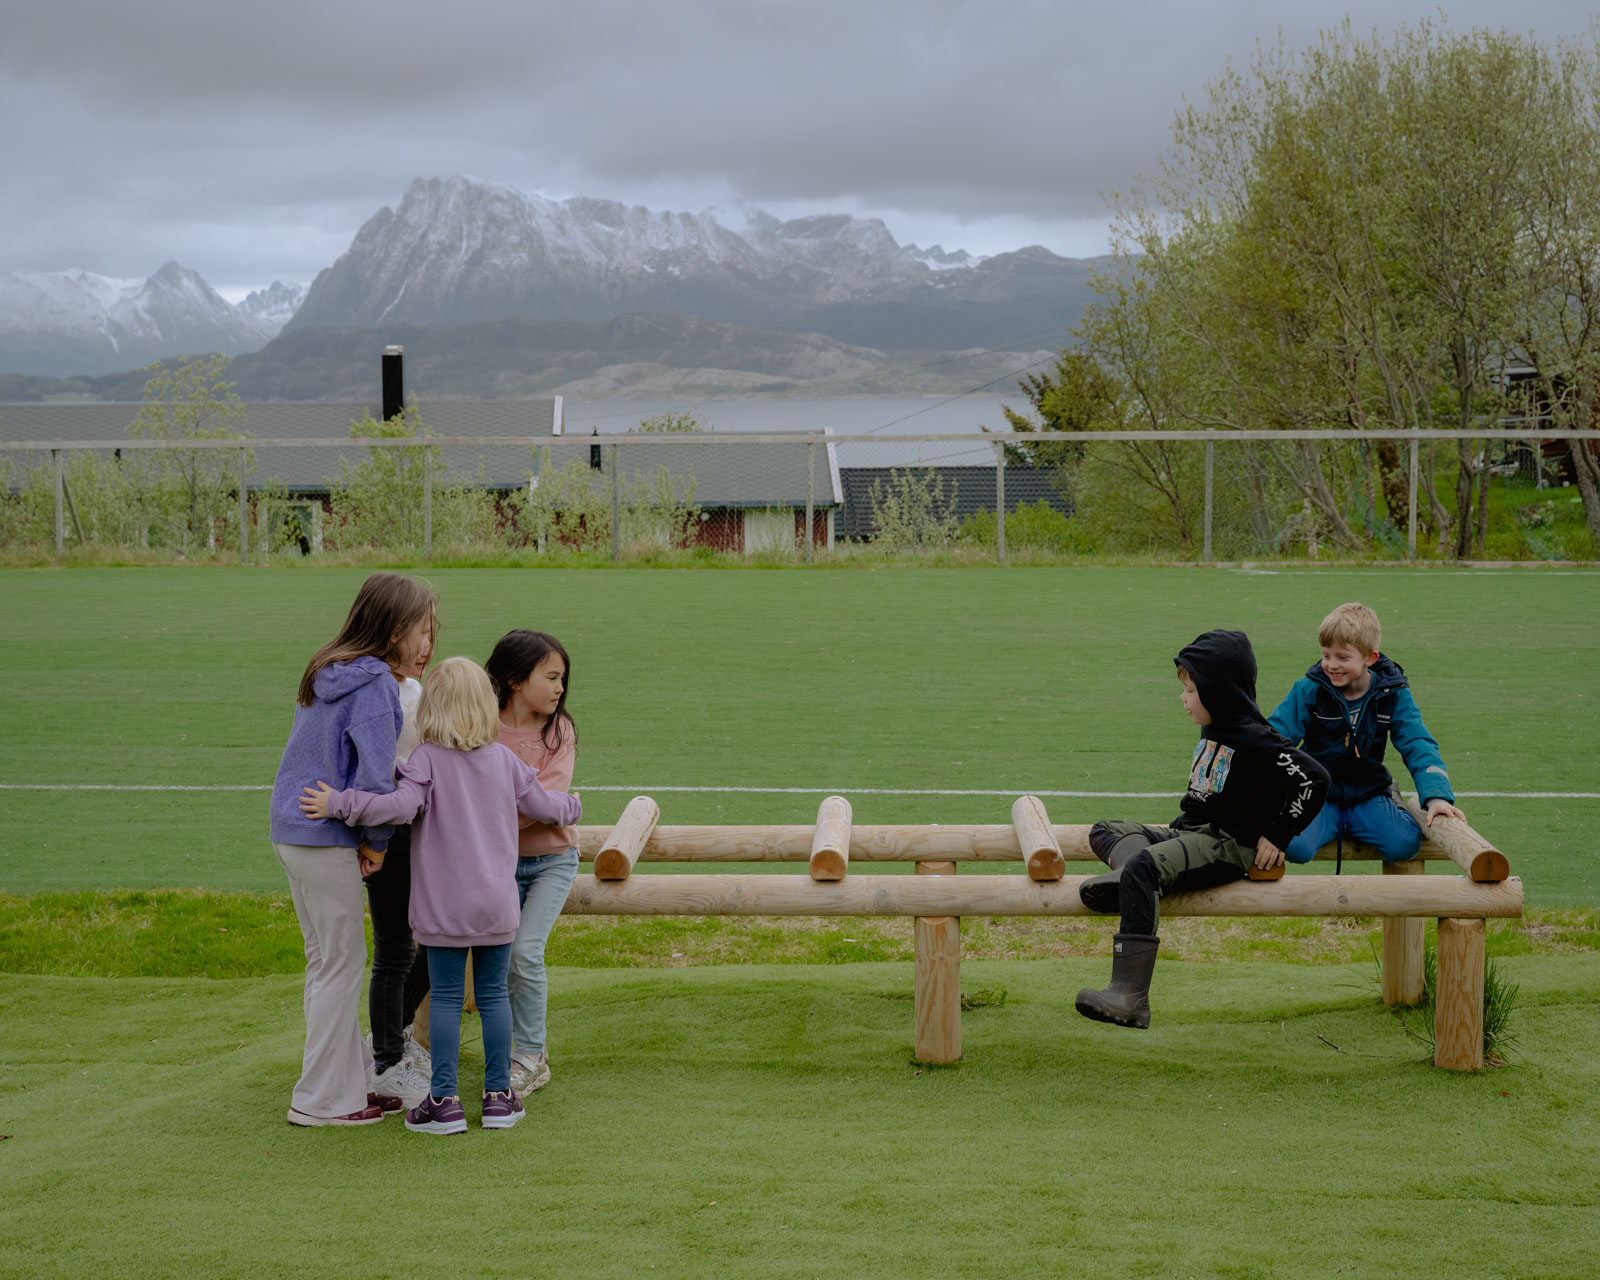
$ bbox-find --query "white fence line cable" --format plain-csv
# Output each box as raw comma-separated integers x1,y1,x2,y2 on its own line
0,784,1594,799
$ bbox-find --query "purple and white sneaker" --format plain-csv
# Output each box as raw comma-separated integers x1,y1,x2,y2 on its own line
481,1089,525,1130
405,1094,467,1135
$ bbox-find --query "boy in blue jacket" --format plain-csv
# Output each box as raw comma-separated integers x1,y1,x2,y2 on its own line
1267,602,1465,865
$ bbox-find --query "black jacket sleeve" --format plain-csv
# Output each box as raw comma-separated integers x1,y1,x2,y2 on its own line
1259,746,1330,851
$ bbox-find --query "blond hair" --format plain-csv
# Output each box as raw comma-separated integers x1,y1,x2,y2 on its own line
415,657,500,751
1318,602,1381,654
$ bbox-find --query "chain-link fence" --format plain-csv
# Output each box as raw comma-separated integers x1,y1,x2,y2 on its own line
2,400,1597,563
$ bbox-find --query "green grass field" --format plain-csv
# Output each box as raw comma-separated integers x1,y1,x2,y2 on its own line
1,566,1598,1277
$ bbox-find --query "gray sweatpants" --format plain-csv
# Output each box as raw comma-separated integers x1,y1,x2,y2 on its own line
274,842,374,1118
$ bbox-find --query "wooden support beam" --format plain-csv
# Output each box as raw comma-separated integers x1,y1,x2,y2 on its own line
565,872,1523,919
592,796,660,881
1402,798,1508,882
808,795,852,882
913,860,960,1063
573,823,1458,864
1011,795,1066,882
1380,860,1427,1006
1433,917,1486,1071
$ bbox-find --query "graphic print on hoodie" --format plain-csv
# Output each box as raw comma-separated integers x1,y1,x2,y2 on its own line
1173,630,1330,851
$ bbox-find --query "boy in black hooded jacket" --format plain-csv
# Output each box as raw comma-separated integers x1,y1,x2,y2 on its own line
1075,630,1330,1029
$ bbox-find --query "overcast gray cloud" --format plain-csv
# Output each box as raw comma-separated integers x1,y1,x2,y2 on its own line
3,0,1597,295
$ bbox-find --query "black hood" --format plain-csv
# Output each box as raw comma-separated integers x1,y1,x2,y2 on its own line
1175,629,1268,729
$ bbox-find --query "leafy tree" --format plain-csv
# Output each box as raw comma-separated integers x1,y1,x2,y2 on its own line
633,410,713,433
128,354,250,551
994,350,1125,468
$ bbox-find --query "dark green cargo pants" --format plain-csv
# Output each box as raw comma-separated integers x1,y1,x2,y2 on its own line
1089,820,1252,934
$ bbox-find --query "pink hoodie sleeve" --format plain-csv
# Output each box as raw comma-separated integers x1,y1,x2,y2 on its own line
507,748,581,827
328,752,433,827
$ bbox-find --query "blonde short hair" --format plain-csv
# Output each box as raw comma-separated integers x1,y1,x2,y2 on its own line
1318,602,1381,654
415,657,500,751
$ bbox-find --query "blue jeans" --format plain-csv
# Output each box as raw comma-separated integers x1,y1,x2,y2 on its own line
1285,792,1423,864
425,943,512,1098
510,848,579,1056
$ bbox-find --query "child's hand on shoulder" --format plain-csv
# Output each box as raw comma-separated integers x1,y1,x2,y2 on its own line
1253,836,1286,871
298,781,335,820
1424,799,1466,826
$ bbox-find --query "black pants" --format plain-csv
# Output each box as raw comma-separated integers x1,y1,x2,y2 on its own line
363,824,430,1072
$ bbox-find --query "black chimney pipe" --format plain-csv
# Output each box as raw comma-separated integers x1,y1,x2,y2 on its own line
382,345,404,422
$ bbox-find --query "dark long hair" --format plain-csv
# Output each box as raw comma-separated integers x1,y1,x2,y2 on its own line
298,573,439,706
485,629,576,752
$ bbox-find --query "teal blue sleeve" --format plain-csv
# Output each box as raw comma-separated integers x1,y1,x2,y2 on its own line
1388,688,1455,804
1267,677,1314,746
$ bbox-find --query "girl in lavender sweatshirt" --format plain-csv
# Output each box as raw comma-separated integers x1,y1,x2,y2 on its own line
299,656,581,1135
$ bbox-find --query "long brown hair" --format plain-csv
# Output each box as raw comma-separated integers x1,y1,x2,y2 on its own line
298,573,439,706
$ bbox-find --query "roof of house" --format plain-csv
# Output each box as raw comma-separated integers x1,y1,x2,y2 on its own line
835,464,1072,540
0,399,559,492
536,435,842,509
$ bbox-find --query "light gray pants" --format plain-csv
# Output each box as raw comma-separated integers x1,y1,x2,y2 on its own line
274,842,374,1118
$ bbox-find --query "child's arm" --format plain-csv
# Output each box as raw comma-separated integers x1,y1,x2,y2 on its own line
518,731,575,829
509,754,582,827
1266,678,1314,746
1259,746,1330,863
346,707,403,852
300,758,431,828
1387,688,1463,822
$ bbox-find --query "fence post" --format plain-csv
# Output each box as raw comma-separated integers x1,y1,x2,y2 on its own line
423,448,433,561
610,443,621,563
53,449,64,556
994,440,1006,565
805,440,815,565
1406,434,1419,560
913,859,961,1063
237,445,249,565
1203,440,1214,564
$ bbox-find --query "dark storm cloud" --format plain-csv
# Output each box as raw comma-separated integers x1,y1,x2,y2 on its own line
4,0,1598,287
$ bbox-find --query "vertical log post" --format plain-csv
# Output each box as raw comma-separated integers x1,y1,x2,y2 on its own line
1011,795,1065,881
1433,917,1485,1071
593,796,660,881
913,860,960,1064
808,795,852,881
1380,860,1426,1006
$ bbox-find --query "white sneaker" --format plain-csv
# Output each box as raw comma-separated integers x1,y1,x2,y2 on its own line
373,1057,432,1108
509,1050,550,1098
402,1024,432,1077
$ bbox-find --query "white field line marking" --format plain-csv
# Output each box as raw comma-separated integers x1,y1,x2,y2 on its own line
0,784,1596,799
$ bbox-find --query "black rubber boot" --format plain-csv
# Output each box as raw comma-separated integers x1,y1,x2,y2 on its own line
1078,833,1150,914
1075,933,1160,1029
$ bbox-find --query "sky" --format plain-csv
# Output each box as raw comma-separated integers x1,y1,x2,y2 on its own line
3,0,1597,301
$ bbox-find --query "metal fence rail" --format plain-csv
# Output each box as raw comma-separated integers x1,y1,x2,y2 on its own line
3,426,1597,563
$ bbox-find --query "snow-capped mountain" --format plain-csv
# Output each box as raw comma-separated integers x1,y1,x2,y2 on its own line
0,263,302,377
289,177,1096,349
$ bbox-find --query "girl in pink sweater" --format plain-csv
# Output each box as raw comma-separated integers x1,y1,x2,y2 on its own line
485,629,580,1098
300,656,581,1135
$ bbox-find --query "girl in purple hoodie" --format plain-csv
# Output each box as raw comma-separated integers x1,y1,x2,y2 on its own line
269,572,438,1128
299,657,581,1136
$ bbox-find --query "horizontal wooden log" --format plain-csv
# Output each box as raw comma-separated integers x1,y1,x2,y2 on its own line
592,796,660,881
572,823,1458,864
564,872,1523,919
1401,797,1508,882
1012,795,1066,881
809,796,852,882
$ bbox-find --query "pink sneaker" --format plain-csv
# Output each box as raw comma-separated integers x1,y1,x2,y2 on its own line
368,1091,403,1116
